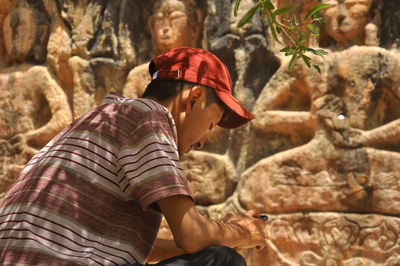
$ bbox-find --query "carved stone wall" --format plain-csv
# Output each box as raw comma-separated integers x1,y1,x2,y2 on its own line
1,0,399,265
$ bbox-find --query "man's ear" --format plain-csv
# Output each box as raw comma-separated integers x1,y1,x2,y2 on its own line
184,86,204,114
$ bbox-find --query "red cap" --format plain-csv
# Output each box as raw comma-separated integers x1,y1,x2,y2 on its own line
149,47,254,129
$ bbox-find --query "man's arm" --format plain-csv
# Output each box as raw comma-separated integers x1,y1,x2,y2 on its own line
147,238,185,263
157,195,267,254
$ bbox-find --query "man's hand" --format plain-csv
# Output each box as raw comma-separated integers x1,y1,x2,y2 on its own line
223,210,268,250
157,195,268,255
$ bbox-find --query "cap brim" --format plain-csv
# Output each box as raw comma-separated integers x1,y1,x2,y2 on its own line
216,90,255,129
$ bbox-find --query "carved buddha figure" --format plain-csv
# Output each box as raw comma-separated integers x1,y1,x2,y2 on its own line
3,6,48,64
321,0,378,48
242,46,400,214
0,7,72,198
237,47,400,265
123,0,202,99
149,0,202,55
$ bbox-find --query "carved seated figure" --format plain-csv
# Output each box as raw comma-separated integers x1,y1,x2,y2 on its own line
0,7,72,198
237,46,400,265
243,45,400,214
123,0,202,99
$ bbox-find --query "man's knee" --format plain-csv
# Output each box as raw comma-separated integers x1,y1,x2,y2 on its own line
205,245,246,266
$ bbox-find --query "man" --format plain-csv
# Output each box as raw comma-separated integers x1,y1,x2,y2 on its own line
0,47,267,265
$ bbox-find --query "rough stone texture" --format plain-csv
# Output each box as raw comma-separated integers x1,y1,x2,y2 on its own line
319,0,380,49
44,0,74,104
181,151,236,205
123,0,205,99
243,212,400,265
380,0,400,49
1,0,400,265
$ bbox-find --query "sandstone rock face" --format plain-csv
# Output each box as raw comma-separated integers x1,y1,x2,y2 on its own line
181,151,236,205
1,0,400,265
245,212,400,265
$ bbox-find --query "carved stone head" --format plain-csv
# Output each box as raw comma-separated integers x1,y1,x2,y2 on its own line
321,0,372,45
148,0,202,55
3,7,49,64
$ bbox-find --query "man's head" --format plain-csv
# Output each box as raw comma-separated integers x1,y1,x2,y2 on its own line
142,47,254,155
148,0,202,55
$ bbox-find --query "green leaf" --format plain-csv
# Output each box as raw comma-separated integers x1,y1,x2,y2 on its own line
294,14,299,26
282,18,293,28
316,49,328,55
299,32,305,46
307,23,319,35
301,54,311,68
313,15,324,24
304,3,330,20
313,64,321,74
305,48,328,58
273,5,295,16
289,54,298,70
263,0,275,11
237,3,260,28
234,0,241,17
305,48,318,55
280,46,295,56
267,17,280,43
276,26,282,33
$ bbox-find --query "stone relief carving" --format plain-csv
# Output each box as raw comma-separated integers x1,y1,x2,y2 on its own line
180,151,236,205
320,0,380,49
0,6,72,198
234,45,400,264
269,0,380,53
61,1,133,118
249,213,400,265
240,46,400,214
122,0,203,100
0,0,400,265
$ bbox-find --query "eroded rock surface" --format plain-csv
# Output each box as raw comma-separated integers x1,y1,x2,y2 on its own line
1,1,400,265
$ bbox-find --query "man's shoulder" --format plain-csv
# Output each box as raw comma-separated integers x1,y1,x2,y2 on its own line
99,95,176,136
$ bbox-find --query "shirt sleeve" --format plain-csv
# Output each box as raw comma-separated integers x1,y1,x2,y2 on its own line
118,109,193,211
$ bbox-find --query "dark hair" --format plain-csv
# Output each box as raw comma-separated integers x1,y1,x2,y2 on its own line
141,79,225,109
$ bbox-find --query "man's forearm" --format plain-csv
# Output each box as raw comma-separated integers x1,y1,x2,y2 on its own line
182,210,255,252
147,238,185,263
158,195,266,254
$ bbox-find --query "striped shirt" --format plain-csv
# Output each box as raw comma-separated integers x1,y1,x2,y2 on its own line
0,94,193,265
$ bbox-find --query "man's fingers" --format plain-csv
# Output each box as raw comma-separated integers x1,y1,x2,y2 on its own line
244,209,260,217
222,212,235,222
